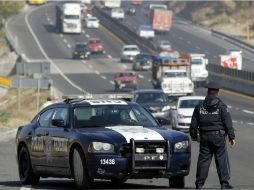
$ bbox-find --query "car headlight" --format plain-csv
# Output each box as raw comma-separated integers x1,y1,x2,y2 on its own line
174,140,189,152
177,114,185,119
162,105,171,112
88,142,114,153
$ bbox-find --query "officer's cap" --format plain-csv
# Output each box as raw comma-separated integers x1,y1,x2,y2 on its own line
206,81,220,90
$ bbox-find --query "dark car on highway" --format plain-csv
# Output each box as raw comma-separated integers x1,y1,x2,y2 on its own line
16,94,190,189
133,89,174,124
132,53,153,71
72,43,90,59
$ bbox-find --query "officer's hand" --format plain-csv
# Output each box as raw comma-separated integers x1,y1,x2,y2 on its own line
229,139,236,148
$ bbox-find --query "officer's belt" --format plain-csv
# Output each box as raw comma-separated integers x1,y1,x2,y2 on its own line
200,130,225,135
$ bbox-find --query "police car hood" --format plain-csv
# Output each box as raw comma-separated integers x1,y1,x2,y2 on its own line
203,95,220,112
76,125,187,144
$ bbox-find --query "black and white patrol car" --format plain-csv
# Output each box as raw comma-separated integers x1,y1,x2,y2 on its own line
16,94,191,189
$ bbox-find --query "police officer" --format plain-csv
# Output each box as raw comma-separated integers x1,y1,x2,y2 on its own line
190,81,236,189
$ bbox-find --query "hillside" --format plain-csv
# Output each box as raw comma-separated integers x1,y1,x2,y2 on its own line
168,1,254,45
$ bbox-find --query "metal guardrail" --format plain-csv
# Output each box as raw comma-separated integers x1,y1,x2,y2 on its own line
211,30,254,53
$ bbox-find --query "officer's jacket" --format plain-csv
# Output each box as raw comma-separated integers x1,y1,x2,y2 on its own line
190,95,235,140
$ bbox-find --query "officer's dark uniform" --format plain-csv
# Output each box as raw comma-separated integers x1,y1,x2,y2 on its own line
190,82,235,189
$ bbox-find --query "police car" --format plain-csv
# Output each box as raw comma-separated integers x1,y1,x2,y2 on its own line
16,94,190,189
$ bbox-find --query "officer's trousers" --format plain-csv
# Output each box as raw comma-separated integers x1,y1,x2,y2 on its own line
195,133,230,186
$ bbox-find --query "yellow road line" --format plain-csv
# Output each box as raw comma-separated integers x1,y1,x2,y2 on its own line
99,24,126,46
0,76,11,87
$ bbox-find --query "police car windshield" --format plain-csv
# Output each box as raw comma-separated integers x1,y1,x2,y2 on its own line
179,99,203,109
73,104,158,128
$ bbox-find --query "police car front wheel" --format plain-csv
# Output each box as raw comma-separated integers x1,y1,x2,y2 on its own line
72,147,93,189
18,146,40,185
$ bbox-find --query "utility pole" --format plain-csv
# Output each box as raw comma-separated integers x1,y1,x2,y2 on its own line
36,77,41,113
18,79,21,111
247,22,250,42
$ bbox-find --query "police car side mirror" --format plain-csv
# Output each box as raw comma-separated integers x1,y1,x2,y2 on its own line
52,119,66,128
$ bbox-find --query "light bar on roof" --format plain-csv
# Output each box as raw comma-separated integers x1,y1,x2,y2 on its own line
62,93,133,101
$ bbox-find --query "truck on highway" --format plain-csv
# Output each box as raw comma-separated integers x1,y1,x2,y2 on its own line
103,0,121,8
190,54,208,86
56,3,82,34
220,49,242,70
150,9,173,33
152,51,194,96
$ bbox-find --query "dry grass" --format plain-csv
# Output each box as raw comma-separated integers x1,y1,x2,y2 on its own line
0,89,50,128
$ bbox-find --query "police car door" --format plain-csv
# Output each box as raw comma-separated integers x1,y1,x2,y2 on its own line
46,107,69,169
31,108,54,167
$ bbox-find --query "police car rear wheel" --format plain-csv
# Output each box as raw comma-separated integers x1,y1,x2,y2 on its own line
18,146,40,185
169,176,185,188
72,147,92,189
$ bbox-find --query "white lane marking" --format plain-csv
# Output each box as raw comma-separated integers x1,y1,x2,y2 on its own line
25,6,84,93
242,109,254,114
20,186,31,190
196,46,201,50
101,76,107,80
138,74,144,79
247,123,254,126
232,120,238,123
107,126,164,143
67,44,72,49
107,54,112,59
63,38,67,43
82,60,87,64
47,17,50,22
110,81,114,85
227,105,232,109
49,21,53,25
88,65,93,69
60,34,63,38
86,34,90,38
95,70,100,75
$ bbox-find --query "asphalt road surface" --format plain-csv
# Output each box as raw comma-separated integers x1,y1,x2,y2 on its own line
2,2,254,190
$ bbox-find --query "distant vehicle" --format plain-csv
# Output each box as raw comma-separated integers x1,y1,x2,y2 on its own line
138,25,155,39
149,4,167,10
114,70,138,91
171,96,205,132
56,3,82,34
190,54,208,86
133,53,153,71
132,0,143,5
27,0,45,5
133,89,174,124
85,16,99,28
121,45,140,62
220,49,242,70
111,8,125,19
88,38,105,54
16,94,190,189
103,0,121,8
81,7,92,19
152,51,194,96
126,7,136,15
156,40,172,51
151,9,173,33
81,0,91,4
72,43,90,59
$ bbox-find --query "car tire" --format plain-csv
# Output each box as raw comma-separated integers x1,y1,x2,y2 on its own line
72,147,93,190
18,146,40,185
169,176,185,188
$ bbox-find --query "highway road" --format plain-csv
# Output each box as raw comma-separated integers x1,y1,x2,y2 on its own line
2,2,254,190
